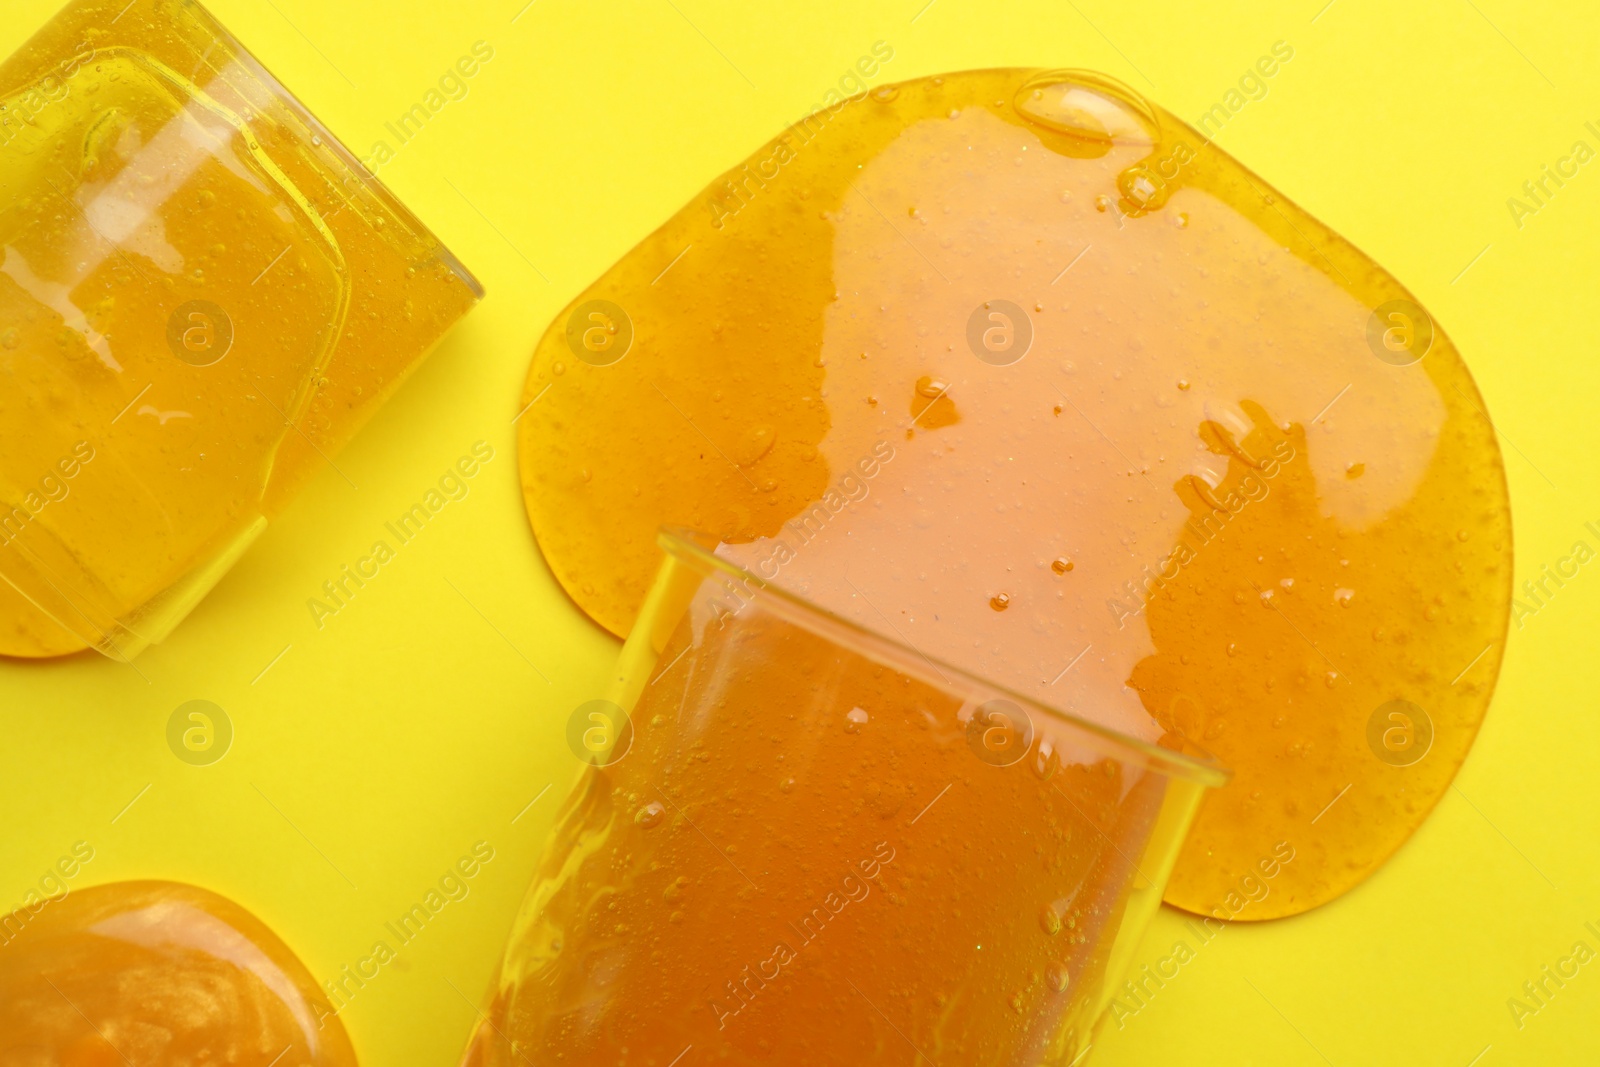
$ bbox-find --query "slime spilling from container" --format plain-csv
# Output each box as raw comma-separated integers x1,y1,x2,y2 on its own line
463,530,1221,1067
518,67,1511,920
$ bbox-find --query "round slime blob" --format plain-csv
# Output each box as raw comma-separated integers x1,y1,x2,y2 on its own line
0,880,356,1064
516,69,1511,917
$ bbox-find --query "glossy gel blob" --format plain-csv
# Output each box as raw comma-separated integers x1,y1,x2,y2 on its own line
0,880,355,1065
516,70,1512,917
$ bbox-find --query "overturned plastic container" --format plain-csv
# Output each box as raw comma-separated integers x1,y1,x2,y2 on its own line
464,528,1227,1066
0,0,480,660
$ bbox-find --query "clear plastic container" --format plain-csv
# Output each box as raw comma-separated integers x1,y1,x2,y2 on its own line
464,528,1226,1066
0,0,480,660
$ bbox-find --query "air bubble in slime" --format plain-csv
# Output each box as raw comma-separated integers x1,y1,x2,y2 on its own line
0,0,480,660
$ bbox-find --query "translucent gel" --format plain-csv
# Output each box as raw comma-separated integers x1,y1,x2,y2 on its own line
516,69,1510,917
0,0,479,658
0,880,355,1065
463,582,1199,1066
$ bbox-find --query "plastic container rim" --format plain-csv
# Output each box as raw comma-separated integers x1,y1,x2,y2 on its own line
656,525,1231,790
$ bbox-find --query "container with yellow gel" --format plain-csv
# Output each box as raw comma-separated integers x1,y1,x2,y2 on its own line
0,0,480,660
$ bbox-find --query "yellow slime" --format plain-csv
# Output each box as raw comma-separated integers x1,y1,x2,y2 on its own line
0,0,479,658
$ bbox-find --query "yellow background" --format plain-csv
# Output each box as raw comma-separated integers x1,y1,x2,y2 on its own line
3,0,1597,1063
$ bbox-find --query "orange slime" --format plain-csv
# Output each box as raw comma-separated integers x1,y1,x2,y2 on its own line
0,880,355,1065
464,583,1209,1066
518,69,1511,919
